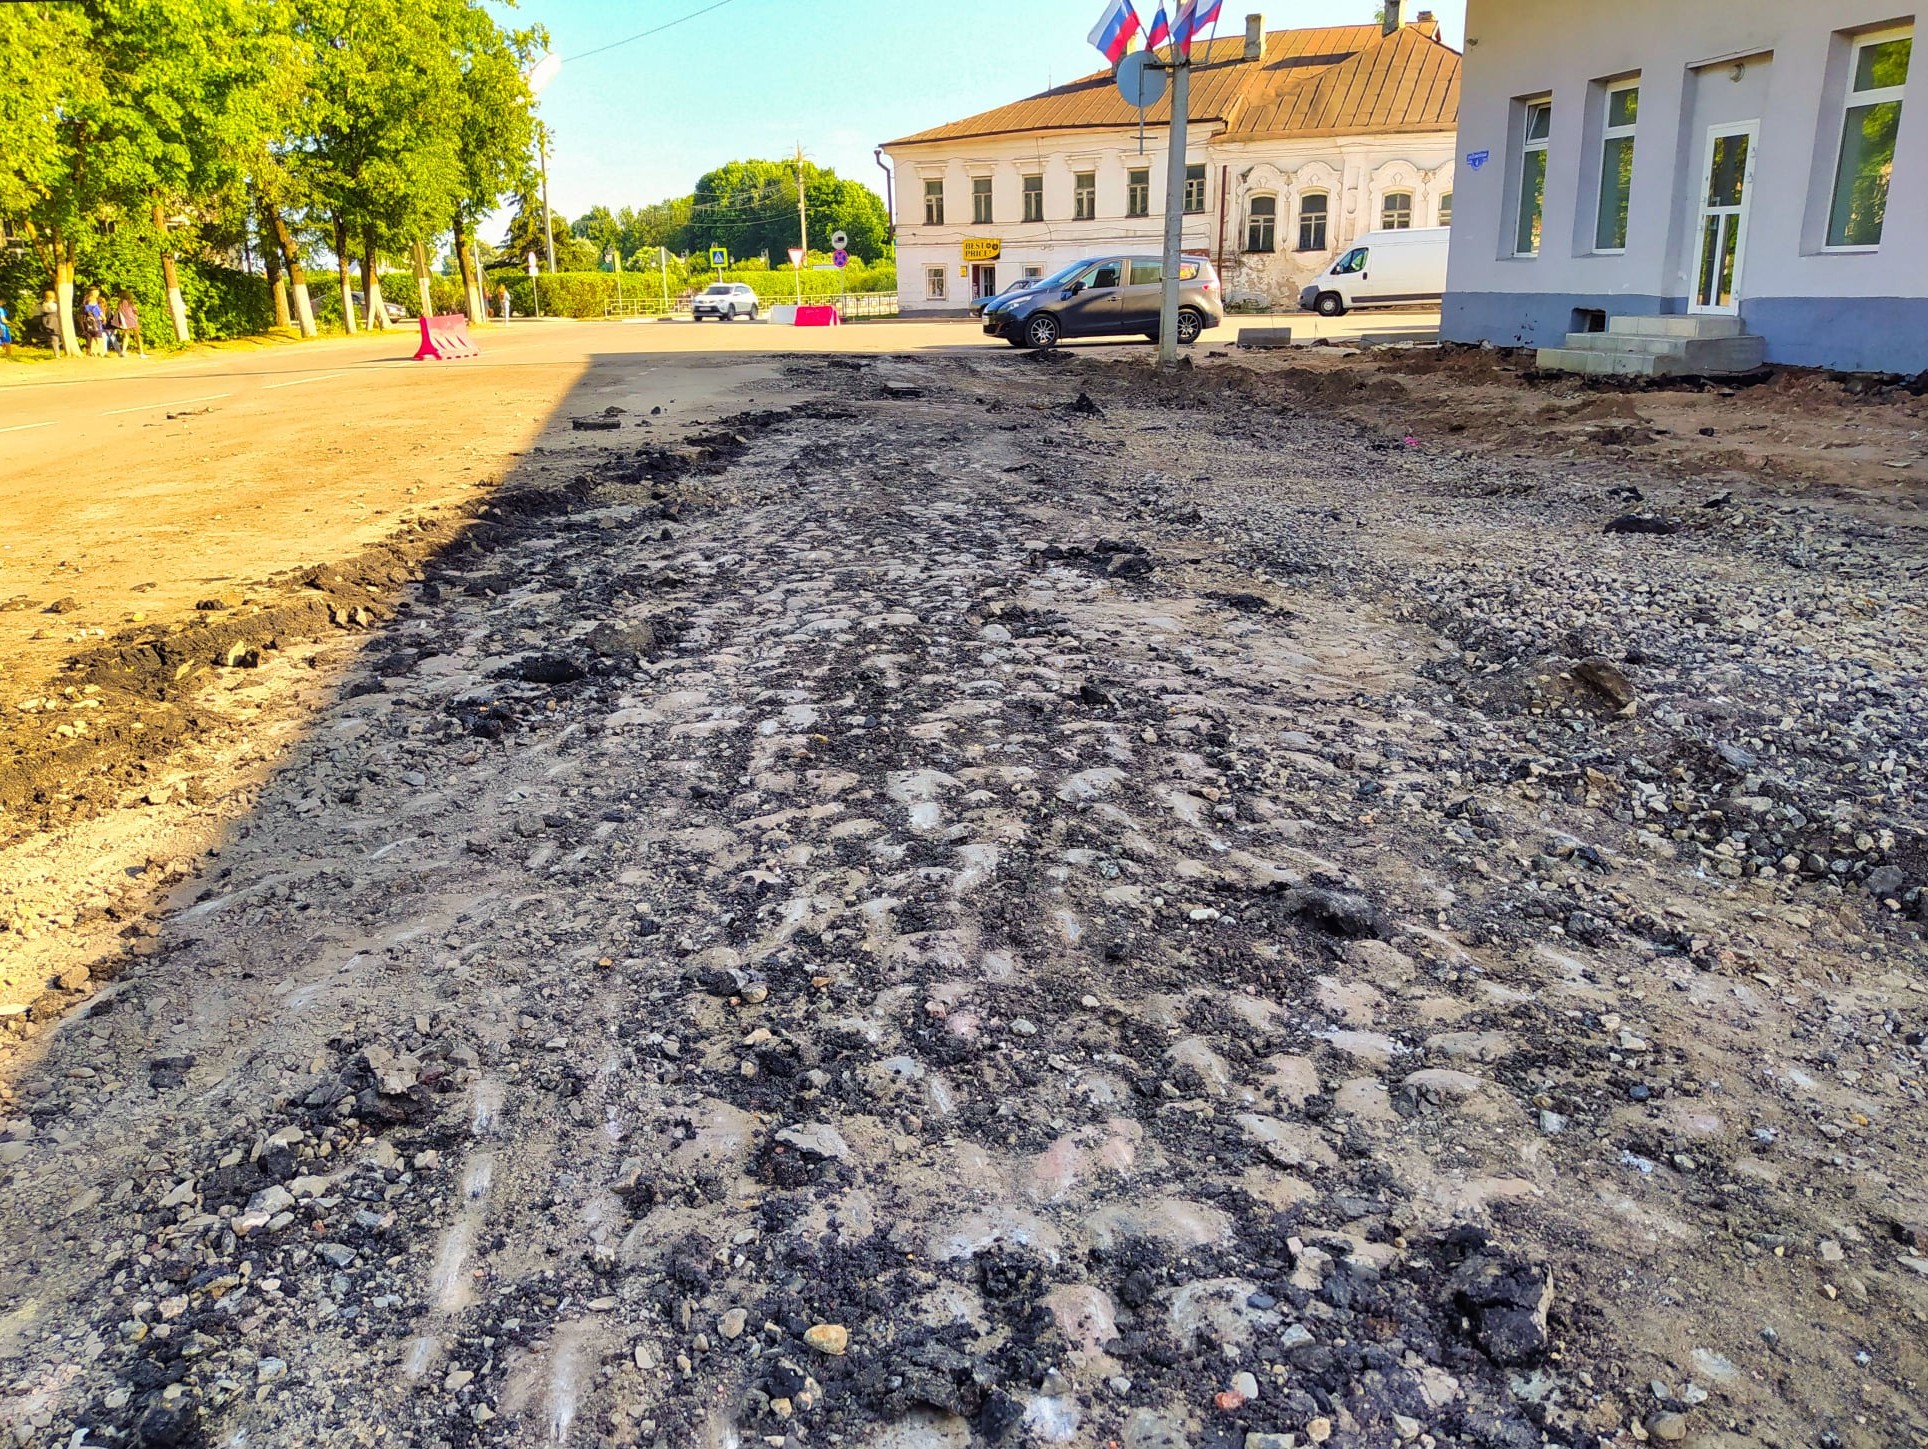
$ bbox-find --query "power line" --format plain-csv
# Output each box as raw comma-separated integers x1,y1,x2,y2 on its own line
563,0,741,63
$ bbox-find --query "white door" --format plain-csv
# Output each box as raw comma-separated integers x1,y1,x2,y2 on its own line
1690,121,1757,315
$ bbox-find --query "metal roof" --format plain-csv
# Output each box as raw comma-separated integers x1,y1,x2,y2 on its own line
882,23,1459,149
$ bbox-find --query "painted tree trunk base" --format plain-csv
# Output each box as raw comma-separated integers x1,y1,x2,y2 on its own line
55,268,79,359
290,282,317,339
365,277,388,332
272,280,292,331
166,288,189,345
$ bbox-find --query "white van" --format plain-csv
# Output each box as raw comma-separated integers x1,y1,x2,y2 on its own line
1298,227,1449,317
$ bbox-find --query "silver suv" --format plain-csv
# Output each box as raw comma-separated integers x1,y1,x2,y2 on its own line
692,282,759,321
982,254,1222,348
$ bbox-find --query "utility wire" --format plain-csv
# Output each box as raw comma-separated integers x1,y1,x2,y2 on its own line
564,0,741,63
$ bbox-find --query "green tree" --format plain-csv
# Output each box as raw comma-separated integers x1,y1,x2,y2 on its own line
686,159,890,266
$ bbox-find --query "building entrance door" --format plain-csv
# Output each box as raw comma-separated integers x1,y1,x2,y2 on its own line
971,264,998,300
1690,121,1757,314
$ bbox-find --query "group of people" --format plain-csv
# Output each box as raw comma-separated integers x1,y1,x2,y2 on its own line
0,287,143,360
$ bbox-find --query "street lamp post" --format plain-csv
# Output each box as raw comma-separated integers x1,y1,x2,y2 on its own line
524,53,563,276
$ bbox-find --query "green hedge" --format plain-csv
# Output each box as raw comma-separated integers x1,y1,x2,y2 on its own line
480,265,897,320
1,231,270,349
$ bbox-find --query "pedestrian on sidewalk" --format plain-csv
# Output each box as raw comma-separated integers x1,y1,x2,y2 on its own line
0,301,13,359
80,287,107,357
36,289,65,358
497,283,511,323
112,291,144,357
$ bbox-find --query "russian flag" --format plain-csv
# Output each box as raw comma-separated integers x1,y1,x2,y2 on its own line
1172,0,1223,55
1087,0,1142,65
1146,2,1171,49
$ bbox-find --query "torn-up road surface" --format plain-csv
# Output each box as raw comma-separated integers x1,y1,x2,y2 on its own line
2,350,1924,1449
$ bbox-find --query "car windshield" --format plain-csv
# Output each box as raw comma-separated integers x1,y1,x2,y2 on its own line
704,284,732,295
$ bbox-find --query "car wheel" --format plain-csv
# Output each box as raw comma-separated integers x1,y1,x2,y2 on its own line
1175,307,1206,345
1023,313,1061,349
1315,292,1346,318
725,305,737,320
749,305,759,321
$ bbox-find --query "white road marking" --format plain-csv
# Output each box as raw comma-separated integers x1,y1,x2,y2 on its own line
262,371,346,390
0,420,54,434
101,392,230,416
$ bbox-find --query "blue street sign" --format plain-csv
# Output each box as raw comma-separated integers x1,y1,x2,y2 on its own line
1466,150,1490,171
833,248,849,269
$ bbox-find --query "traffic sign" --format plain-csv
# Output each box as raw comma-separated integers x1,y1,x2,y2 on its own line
829,230,849,250
709,246,729,268
1116,51,1167,110
525,251,537,276
787,247,805,267
833,248,849,269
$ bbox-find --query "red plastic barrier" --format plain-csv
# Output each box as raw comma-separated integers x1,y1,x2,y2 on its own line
794,305,842,327
413,313,480,360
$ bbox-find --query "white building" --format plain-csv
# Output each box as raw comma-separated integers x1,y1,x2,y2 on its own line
880,17,1461,315
1442,0,1925,374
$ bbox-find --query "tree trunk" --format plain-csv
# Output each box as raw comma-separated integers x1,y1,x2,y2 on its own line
54,241,80,358
268,208,317,338
333,215,357,336
261,210,292,329
152,202,191,343
359,228,386,331
412,240,434,320
454,210,483,325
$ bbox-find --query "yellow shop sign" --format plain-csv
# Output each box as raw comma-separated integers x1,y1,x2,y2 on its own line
962,238,1002,262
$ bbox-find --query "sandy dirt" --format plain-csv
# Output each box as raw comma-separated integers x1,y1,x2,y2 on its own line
0,336,1924,1449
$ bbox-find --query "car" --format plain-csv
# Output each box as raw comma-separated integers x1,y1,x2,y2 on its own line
350,290,410,324
981,254,1221,348
1297,227,1448,317
692,282,760,321
968,271,1064,318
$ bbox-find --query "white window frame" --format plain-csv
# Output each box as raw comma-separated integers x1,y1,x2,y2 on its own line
1824,25,1912,253
1073,171,1097,220
1514,97,1553,257
1021,263,1044,281
1297,192,1329,251
1593,79,1639,254
1127,168,1151,217
1021,174,1044,223
1183,163,1207,214
970,175,993,226
923,178,944,227
1245,194,1277,252
1381,191,1414,229
1438,190,1453,226
924,265,946,301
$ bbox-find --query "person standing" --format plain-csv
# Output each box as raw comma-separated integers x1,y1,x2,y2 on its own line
113,291,143,357
81,287,107,357
37,289,65,358
0,300,13,359
497,283,511,323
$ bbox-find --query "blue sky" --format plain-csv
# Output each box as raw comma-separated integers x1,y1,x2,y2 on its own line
501,0,1467,230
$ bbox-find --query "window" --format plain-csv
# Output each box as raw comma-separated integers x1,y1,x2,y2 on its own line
923,178,944,226
925,266,946,301
1333,246,1368,274
1022,264,1043,281
1828,28,1912,247
1130,260,1162,285
1183,163,1207,213
1381,191,1413,229
1074,171,1097,220
971,176,992,225
1245,195,1277,252
1297,193,1329,251
1079,258,1123,289
1127,168,1151,217
1595,82,1639,251
1022,174,1044,222
1515,98,1552,255
1438,191,1453,226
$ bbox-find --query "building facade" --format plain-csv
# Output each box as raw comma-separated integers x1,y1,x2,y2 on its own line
880,20,1460,315
1442,0,1924,373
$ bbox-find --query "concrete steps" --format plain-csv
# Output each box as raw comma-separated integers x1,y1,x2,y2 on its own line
1537,313,1765,377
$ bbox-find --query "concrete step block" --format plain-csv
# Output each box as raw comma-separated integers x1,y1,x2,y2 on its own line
1607,313,1744,340
1536,346,1664,377
1238,327,1295,349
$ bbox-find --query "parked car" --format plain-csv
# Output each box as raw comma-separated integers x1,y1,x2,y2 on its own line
692,282,760,321
1297,226,1448,317
982,255,1221,348
349,290,411,324
968,269,1068,318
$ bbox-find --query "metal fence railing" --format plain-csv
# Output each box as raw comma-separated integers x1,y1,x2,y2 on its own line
600,292,900,320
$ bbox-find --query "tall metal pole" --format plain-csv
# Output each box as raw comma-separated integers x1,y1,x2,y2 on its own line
540,127,557,274
1157,55,1191,368
796,144,809,308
